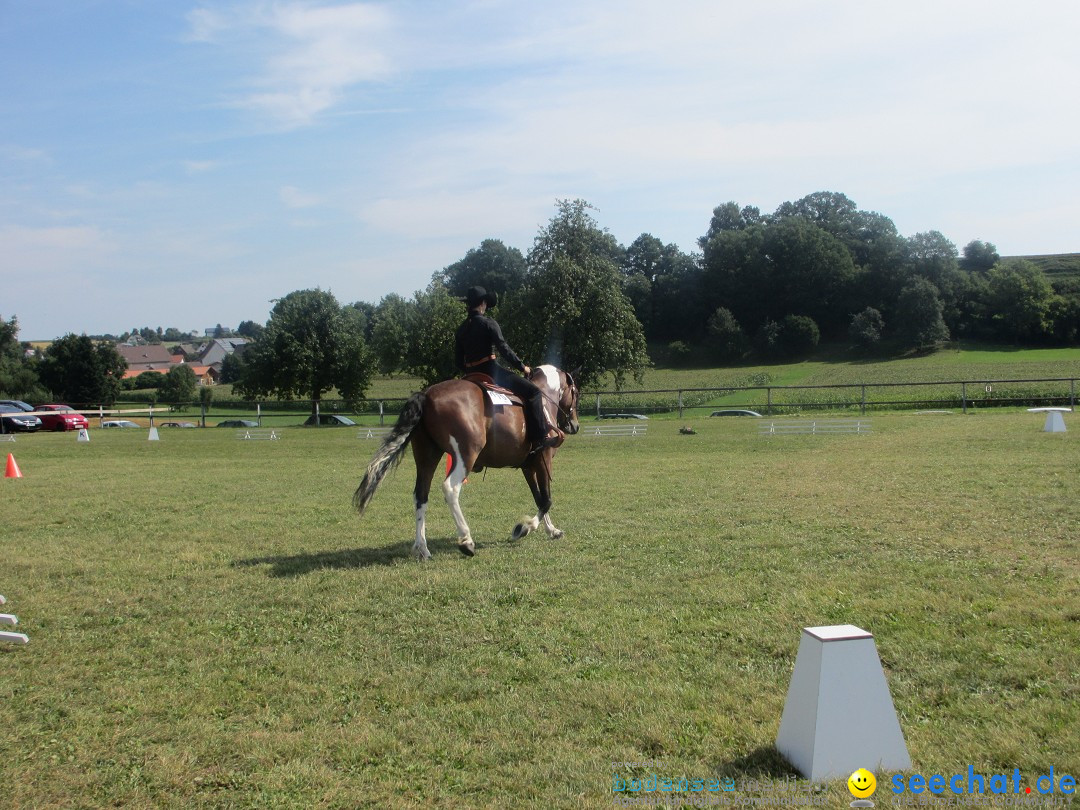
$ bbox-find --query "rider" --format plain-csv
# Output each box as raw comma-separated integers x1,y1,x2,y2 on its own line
454,286,563,455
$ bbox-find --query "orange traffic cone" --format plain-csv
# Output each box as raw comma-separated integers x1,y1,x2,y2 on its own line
5,453,22,479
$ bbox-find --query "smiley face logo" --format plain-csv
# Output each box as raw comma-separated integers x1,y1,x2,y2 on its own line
848,768,877,799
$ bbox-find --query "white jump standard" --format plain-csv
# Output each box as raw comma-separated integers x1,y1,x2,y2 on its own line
0,595,29,645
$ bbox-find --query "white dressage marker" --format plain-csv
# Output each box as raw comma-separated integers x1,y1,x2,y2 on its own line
776,624,910,780
1027,407,1070,433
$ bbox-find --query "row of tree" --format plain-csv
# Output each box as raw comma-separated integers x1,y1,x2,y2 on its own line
2,193,1077,408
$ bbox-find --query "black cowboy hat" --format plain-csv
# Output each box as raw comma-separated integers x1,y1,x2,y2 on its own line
465,286,498,308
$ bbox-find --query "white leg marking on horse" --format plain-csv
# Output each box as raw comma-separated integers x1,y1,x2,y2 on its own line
513,515,540,540
413,501,431,560
542,513,564,539
442,436,473,549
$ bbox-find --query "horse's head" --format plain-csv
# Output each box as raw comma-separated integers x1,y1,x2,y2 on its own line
531,365,580,436
558,368,580,435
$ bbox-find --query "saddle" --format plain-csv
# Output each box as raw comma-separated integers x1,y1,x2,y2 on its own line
463,373,523,407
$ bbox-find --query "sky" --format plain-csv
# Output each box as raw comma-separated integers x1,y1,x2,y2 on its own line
3,1,1079,341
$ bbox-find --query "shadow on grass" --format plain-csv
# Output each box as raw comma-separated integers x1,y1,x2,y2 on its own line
233,537,469,576
713,746,800,780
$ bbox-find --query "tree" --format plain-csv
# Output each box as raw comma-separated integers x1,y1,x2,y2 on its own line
753,319,783,358
706,307,748,362
779,314,820,357
369,293,412,376
895,278,949,349
38,334,126,404
622,233,665,279
0,315,45,400
528,198,626,271
236,289,373,413
699,213,768,327
622,234,701,341
905,231,964,333
984,260,1057,341
761,218,858,334
160,364,198,408
849,307,885,349
124,370,166,390
439,239,527,301
960,240,999,273
506,200,648,389
701,201,762,236
400,283,464,386
219,352,245,384
621,272,653,336
236,320,265,340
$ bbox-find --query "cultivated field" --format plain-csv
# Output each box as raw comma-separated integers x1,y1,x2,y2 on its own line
1,410,1077,808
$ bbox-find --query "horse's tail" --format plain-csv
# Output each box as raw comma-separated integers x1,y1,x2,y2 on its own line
353,391,425,515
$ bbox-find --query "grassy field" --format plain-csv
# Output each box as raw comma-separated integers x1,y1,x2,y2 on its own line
1,408,1077,808
1013,253,1080,282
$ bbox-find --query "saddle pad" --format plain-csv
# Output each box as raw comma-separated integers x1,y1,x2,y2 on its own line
486,390,514,406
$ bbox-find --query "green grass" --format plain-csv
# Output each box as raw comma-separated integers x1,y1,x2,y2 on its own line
1,412,1077,808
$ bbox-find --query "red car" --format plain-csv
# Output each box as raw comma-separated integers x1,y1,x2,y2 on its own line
36,404,90,432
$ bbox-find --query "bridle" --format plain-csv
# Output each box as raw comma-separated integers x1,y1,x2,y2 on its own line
536,369,579,427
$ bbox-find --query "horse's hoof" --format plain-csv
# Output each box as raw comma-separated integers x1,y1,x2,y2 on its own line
458,541,475,557
512,523,525,540
551,529,564,540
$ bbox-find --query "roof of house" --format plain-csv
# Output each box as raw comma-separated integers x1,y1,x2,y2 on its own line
198,338,249,365
122,367,169,380
117,343,178,368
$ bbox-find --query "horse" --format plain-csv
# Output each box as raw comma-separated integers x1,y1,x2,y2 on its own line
353,365,580,560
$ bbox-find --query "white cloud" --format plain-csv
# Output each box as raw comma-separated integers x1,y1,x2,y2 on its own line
184,160,220,175
189,1,394,126
359,188,551,241
0,144,50,163
2,224,114,272
279,185,321,209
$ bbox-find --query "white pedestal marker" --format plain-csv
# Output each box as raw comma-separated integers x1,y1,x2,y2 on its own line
776,624,911,781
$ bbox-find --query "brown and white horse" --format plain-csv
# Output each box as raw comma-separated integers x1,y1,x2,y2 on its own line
353,365,580,560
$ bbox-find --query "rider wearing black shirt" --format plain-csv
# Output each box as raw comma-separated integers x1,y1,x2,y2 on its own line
454,286,563,454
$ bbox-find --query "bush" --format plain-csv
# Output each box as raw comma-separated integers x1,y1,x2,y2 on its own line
849,307,885,348
753,319,783,359
123,371,166,391
706,307,749,362
780,314,820,357
665,341,692,366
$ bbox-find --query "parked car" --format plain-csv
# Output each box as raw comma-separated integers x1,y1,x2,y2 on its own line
303,414,357,427
101,420,141,428
0,399,35,412
160,422,196,428
597,413,649,420
709,409,762,417
0,403,41,432
36,404,90,431
217,419,259,428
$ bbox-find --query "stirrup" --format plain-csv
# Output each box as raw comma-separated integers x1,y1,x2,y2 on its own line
528,427,564,455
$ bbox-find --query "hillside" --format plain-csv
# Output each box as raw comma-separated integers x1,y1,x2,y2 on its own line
1011,252,1080,280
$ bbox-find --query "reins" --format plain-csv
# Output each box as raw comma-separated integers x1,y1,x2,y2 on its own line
533,370,578,425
